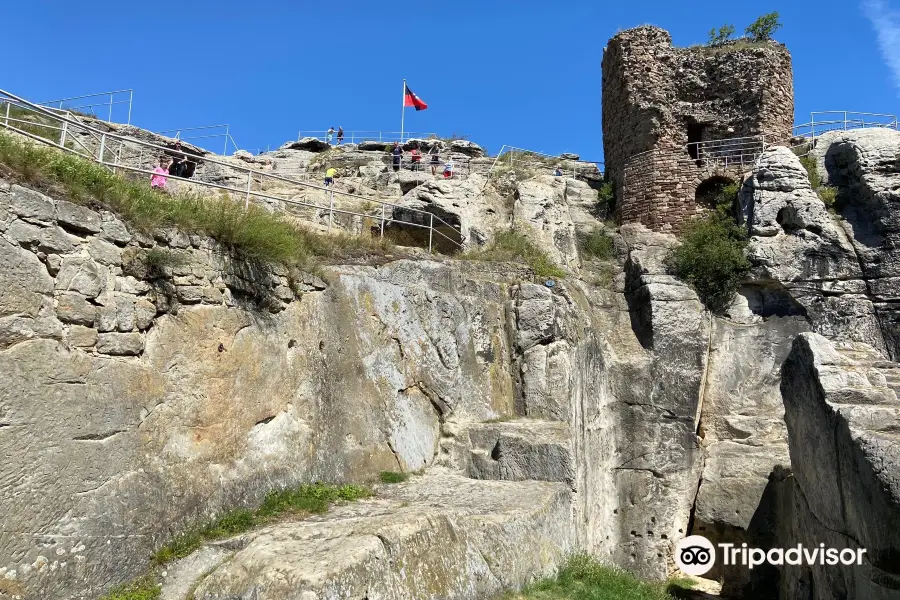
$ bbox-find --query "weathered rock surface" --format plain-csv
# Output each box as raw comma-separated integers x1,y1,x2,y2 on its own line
780,333,900,599
741,147,883,352
188,473,573,600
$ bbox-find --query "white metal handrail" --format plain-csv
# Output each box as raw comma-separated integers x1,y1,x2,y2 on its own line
0,90,463,252
793,111,898,140
157,124,240,156
38,89,133,125
485,145,603,186
298,130,439,144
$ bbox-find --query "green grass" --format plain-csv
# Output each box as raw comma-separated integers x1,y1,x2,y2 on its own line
596,181,616,218
99,574,160,600
577,227,615,260
463,228,566,278
380,471,410,484
152,483,372,565
0,131,399,267
495,555,693,600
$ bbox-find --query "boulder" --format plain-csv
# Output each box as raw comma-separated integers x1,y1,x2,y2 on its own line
189,474,574,600
560,152,580,160
358,140,390,152
449,139,486,157
279,137,330,152
55,200,102,234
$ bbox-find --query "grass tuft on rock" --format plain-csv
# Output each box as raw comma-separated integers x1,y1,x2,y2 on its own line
152,483,371,566
496,554,693,600
0,132,393,268
799,154,838,211
380,471,410,484
99,574,161,600
463,228,566,278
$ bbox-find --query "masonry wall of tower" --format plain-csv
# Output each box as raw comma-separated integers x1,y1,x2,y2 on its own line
602,26,794,231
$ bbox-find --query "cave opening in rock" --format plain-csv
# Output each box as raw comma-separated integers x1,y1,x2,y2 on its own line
378,206,464,255
695,176,737,213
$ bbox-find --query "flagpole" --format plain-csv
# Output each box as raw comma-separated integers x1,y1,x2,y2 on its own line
400,78,406,144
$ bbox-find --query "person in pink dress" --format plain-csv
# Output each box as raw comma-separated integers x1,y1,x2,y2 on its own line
151,158,170,190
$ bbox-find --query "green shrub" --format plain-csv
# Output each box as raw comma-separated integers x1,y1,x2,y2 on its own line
494,554,693,599
668,212,750,312
745,12,782,42
707,23,735,45
596,180,616,218
380,471,410,484
462,229,566,278
578,227,615,260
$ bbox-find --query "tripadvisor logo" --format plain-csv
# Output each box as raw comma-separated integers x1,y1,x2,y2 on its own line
674,536,868,577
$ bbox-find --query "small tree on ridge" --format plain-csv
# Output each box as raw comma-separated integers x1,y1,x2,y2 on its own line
707,24,736,46
745,12,782,42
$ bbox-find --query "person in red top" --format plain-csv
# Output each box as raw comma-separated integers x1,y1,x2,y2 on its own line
410,146,422,171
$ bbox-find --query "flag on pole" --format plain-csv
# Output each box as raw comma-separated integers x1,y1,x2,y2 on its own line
403,84,428,111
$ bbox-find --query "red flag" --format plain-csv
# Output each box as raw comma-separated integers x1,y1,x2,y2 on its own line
404,84,428,111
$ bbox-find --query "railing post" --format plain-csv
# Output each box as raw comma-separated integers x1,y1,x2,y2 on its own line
245,171,252,210
98,133,106,163
127,90,133,126
380,204,385,237
328,190,334,230
3,102,9,127
60,120,68,148
108,94,113,123
224,125,229,155
428,213,434,253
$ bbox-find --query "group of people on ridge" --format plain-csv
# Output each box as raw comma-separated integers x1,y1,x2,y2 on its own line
326,127,344,145
390,141,452,177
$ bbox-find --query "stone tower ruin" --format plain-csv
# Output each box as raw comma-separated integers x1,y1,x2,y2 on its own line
602,26,794,230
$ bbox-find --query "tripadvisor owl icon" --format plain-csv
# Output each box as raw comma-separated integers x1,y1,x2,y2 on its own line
675,535,716,576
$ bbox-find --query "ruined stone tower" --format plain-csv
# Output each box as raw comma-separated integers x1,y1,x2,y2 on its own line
602,26,794,230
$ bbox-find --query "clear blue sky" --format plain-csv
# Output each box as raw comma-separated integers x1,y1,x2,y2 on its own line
2,1,898,161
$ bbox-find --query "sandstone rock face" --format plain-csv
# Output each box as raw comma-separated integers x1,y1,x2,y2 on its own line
743,146,886,353
0,183,552,598
514,175,582,272
780,333,900,599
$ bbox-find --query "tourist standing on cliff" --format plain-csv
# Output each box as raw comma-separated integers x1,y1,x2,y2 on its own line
326,127,335,144
391,142,403,172
430,145,440,175
151,158,169,190
325,167,336,187
337,127,344,144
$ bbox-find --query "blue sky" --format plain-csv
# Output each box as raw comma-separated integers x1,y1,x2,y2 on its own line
2,0,898,162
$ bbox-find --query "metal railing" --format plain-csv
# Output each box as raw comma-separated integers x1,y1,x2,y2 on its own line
685,135,768,168
485,145,603,186
38,89,133,125
793,111,898,140
157,124,241,156
298,130,438,145
0,89,463,253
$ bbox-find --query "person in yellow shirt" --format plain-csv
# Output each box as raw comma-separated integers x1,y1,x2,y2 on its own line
325,167,337,187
